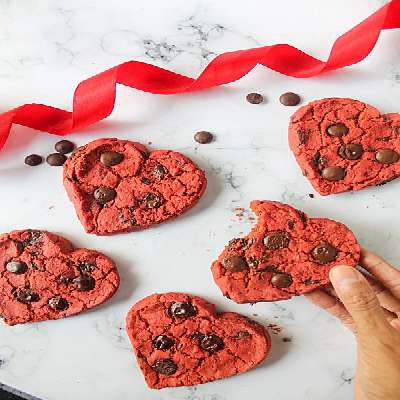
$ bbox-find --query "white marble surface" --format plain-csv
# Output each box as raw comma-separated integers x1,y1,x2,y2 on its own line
0,0,399,399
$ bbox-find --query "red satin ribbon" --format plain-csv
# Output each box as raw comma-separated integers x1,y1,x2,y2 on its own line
1,0,399,152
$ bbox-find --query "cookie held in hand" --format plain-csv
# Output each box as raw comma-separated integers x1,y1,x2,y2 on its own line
211,201,360,303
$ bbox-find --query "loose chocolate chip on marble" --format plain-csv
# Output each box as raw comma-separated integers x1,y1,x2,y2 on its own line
48,296,69,311
321,166,345,181
46,153,67,166
100,151,124,167
152,359,177,375
326,123,348,137
221,255,248,272
338,143,363,160
152,335,175,351
264,231,290,250
169,302,197,318
24,154,43,166
312,242,338,264
15,288,39,303
6,261,28,274
77,261,96,273
199,334,224,353
144,192,162,208
308,193,315,198
153,164,168,180
194,131,213,144
271,273,293,288
72,275,95,291
279,92,301,106
246,92,264,104
55,140,75,154
375,149,399,164
94,186,116,205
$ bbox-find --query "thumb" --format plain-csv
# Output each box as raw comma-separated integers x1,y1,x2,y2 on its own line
329,265,389,336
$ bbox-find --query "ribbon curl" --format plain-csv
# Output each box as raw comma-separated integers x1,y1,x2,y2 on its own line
1,0,399,151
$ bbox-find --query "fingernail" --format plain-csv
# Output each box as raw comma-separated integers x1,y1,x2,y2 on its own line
329,265,361,289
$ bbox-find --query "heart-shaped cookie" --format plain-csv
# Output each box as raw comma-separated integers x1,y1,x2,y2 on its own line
289,98,400,195
0,230,119,325
211,201,360,303
63,138,207,235
126,292,270,389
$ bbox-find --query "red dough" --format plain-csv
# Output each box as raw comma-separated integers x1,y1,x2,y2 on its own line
126,293,270,389
63,138,207,235
211,201,360,303
0,230,119,325
289,98,400,195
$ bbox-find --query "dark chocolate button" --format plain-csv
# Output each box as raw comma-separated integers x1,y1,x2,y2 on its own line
6,261,28,274
144,193,162,208
338,144,363,160
199,334,224,353
152,335,175,351
58,274,74,284
77,261,96,273
321,166,345,181
279,92,300,106
152,359,177,375
221,255,248,272
375,149,399,164
194,131,213,144
46,153,67,166
326,123,348,137
55,140,75,154
15,288,39,303
48,296,69,311
153,164,168,180
246,92,264,104
100,151,124,167
169,302,197,318
264,231,290,250
24,154,43,166
94,186,116,205
271,273,293,288
72,275,95,291
312,242,338,264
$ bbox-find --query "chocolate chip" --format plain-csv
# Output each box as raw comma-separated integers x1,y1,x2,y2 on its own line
227,238,248,250
55,140,75,154
194,131,213,144
232,331,250,340
394,126,400,135
298,131,308,145
246,92,264,104
72,275,95,291
199,334,224,353
141,177,151,185
48,296,69,311
338,144,363,160
264,231,290,250
77,261,96,273
153,164,168,180
58,274,74,284
152,359,177,375
22,230,42,248
94,186,116,205
287,220,295,230
271,273,293,288
321,166,345,181
24,154,43,166
312,242,338,264
313,152,328,169
6,261,28,274
308,193,314,198
100,151,124,167
152,335,175,350
46,153,67,166
246,256,259,269
375,149,399,164
144,192,162,208
221,255,248,272
326,123,348,137
169,302,197,318
15,288,39,303
279,92,300,106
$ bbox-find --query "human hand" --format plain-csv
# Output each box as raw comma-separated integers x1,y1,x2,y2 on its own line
305,248,400,400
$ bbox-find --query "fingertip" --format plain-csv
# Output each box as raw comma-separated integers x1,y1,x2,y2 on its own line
329,265,361,289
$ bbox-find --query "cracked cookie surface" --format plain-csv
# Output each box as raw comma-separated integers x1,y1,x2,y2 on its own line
126,292,270,389
0,229,119,325
63,138,207,235
211,201,360,303
289,98,400,195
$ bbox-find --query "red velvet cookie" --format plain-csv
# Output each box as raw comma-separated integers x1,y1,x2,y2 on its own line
0,229,119,325
289,98,400,195
63,138,207,235
126,292,270,389
212,201,360,303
